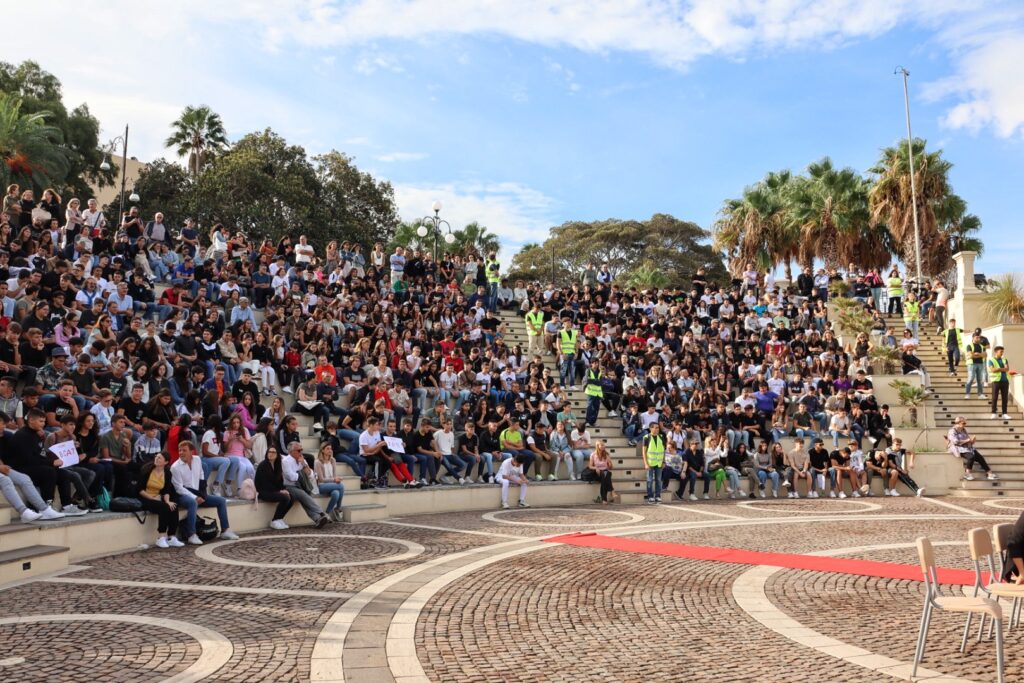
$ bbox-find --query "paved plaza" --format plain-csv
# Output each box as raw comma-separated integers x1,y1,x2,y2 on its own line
0,495,1020,682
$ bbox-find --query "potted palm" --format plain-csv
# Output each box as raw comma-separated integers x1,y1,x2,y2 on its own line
869,345,902,374
890,379,928,427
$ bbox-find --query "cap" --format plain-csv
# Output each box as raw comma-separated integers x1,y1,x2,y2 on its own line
50,348,69,358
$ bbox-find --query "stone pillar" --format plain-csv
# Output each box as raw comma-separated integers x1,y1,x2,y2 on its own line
948,251,994,332
953,251,978,296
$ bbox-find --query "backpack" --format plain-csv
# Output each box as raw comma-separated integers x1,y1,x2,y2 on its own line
238,478,257,502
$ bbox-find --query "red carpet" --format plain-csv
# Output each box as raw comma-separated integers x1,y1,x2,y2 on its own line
544,533,977,586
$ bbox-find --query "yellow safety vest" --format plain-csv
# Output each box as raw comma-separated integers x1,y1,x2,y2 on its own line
887,277,903,297
989,356,1009,383
486,259,501,284
584,368,604,398
525,310,544,335
559,329,577,355
903,301,920,322
645,434,665,467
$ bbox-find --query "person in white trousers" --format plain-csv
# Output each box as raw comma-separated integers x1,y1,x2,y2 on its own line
496,454,529,509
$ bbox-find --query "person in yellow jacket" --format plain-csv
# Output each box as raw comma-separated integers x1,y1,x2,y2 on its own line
558,321,579,390
988,346,1013,420
887,267,903,316
903,291,920,339
941,318,963,377
524,302,544,357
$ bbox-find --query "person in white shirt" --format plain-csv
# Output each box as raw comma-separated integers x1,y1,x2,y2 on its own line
169,441,239,545
845,441,870,496
432,421,465,484
282,441,329,527
295,235,315,264
496,453,529,509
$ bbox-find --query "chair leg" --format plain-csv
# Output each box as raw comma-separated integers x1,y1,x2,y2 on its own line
995,616,1005,683
913,602,931,677
960,612,974,653
1014,598,1022,629
977,612,987,643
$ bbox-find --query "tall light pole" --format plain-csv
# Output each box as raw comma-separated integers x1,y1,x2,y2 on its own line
99,124,140,221
895,67,923,290
417,200,454,264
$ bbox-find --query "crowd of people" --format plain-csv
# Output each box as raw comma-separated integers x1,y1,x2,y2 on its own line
0,185,1010,547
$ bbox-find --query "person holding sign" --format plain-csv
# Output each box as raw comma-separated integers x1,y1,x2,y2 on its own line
44,414,100,513
0,411,64,521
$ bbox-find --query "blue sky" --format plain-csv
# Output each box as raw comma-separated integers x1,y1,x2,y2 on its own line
7,1,1023,273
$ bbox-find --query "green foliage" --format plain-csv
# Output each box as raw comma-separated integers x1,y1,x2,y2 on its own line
625,261,670,290
868,344,901,374
832,297,873,336
511,214,727,287
889,379,929,408
0,93,68,189
982,274,1024,325
0,60,114,198
102,159,193,228
313,150,398,246
165,105,229,177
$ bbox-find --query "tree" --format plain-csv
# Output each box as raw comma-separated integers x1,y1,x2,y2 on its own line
713,170,798,278
451,221,501,257
192,129,317,241
0,60,114,199
510,214,727,287
790,158,891,270
389,221,432,252
869,139,955,278
165,105,229,177
313,151,399,246
0,93,69,189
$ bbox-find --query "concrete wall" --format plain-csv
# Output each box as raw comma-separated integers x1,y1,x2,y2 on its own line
980,323,1024,418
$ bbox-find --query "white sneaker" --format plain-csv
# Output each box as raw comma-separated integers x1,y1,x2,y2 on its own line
988,472,1000,480
283,386,294,394
689,494,698,501
839,491,847,499
187,534,203,545
963,474,975,481
313,422,324,431
859,484,870,495
703,494,710,500
220,529,239,540
759,490,766,499
1002,414,1011,420
569,474,576,481
883,488,891,496
534,474,542,481
964,394,970,399
270,519,288,530
61,504,87,517
991,414,998,419
890,490,901,497
782,479,791,488
155,537,170,548
607,410,618,417
168,537,185,547
829,491,837,498
39,506,64,520
20,508,41,522
852,491,861,497
771,489,778,498
501,502,510,509
793,492,800,499
917,487,926,497
979,394,986,399
569,385,578,391
518,501,530,508
548,474,556,481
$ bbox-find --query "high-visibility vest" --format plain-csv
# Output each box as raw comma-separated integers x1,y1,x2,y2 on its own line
944,327,963,348
644,434,666,467
965,342,985,364
887,277,903,297
989,356,1009,383
486,259,501,283
903,300,920,323
584,368,604,398
525,310,544,335
559,329,577,355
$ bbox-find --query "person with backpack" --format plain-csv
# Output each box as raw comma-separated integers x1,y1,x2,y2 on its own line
137,453,184,548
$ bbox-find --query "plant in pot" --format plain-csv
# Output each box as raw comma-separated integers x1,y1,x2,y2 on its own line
889,379,928,427
833,297,874,337
869,345,902,375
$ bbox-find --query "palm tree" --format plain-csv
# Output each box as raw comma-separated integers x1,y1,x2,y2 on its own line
935,193,984,257
789,158,890,270
165,105,229,177
713,170,797,277
452,221,501,257
983,275,1024,324
0,93,68,187
868,139,953,278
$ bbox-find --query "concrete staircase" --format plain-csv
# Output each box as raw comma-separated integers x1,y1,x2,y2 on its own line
905,319,1023,497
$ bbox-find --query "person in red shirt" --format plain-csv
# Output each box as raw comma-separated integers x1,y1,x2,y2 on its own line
314,355,337,386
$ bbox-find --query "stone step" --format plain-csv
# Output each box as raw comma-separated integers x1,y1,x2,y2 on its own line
0,544,68,585
0,507,10,526
341,503,388,523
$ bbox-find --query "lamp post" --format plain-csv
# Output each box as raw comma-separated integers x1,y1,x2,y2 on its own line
417,200,454,264
99,124,140,222
895,67,923,291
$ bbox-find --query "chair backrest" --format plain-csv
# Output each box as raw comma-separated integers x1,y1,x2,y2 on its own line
969,527,995,560
916,536,936,580
993,523,1013,554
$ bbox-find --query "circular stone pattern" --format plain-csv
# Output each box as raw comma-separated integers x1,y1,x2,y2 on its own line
735,499,882,514
480,507,644,527
194,534,425,569
982,498,1024,512
0,614,231,683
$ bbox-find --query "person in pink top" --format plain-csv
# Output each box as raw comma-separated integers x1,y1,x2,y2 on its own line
222,414,256,496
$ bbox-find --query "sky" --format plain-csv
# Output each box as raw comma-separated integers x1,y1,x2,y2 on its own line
4,0,1023,274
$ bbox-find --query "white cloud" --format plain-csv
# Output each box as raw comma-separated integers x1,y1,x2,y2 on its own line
393,180,559,263
354,52,405,75
375,152,428,162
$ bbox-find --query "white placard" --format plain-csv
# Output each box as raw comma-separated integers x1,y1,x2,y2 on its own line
384,436,405,453
48,440,80,468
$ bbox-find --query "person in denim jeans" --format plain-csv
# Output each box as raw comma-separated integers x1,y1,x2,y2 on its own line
964,332,988,399
621,403,643,446
642,422,666,504
681,440,708,501
170,441,239,545
806,439,832,499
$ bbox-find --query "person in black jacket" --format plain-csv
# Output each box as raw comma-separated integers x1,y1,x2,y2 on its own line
5,408,57,501
137,453,183,548
255,446,295,530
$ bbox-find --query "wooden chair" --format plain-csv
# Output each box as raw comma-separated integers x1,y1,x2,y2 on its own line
912,537,1003,683
992,523,1024,628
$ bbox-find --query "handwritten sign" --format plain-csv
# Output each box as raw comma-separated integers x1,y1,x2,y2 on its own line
48,441,80,468
384,436,405,453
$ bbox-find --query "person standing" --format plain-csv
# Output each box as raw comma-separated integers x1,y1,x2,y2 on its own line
524,302,544,358
485,252,500,312
932,280,949,333
988,346,1012,420
642,421,666,504
887,267,903,316
943,318,963,377
583,357,603,427
964,331,988,400
558,320,578,390
902,292,920,339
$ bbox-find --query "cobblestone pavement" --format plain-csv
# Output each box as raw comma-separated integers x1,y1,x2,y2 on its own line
0,496,1020,682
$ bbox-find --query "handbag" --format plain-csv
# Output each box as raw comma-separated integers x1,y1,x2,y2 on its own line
579,467,597,482
298,469,316,495
196,515,219,542
109,496,148,524
96,487,112,511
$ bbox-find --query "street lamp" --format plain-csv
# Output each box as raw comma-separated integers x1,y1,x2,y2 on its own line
100,124,138,223
419,201,454,263
895,67,923,292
